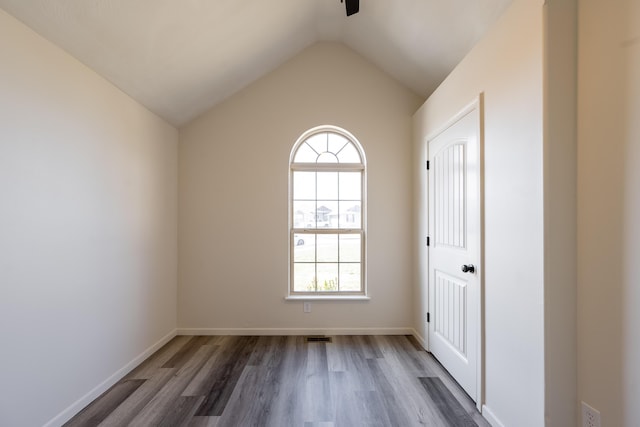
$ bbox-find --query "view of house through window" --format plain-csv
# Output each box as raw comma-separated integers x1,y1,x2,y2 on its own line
289,126,366,295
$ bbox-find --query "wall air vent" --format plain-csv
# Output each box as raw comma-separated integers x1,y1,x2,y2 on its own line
305,336,333,343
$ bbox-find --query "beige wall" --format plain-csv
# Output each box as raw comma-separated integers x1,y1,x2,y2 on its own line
577,0,640,425
543,0,578,426
0,10,178,427
413,1,545,425
178,42,423,333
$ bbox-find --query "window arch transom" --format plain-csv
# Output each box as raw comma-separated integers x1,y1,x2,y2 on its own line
292,132,362,164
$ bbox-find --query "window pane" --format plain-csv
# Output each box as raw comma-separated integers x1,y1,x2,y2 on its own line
294,143,318,163
339,201,361,228
339,172,361,200
315,201,337,227
339,263,361,291
317,263,339,292
293,233,315,262
328,133,348,154
306,133,327,155
293,201,315,228
294,263,316,292
317,172,338,200
293,171,315,200
340,234,361,262
317,234,338,262
336,142,361,163
317,152,338,163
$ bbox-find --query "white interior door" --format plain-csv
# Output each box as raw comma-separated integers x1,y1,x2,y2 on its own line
427,104,482,404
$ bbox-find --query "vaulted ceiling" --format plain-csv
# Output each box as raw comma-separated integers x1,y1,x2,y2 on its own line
0,0,513,126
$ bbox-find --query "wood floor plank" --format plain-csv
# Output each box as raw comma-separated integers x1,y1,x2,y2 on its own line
181,341,225,397
157,395,205,427
162,336,212,369
355,335,384,359
129,344,218,426
247,335,287,367
214,366,261,427
419,377,478,427
372,347,449,425
366,358,415,427
217,336,290,426
414,348,490,425
341,336,377,392
326,336,347,372
304,341,332,423
63,379,144,427
354,390,394,427
329,371,361,427
193,335,259,416
258,336,308,427
98,368,176,427
382,335,436,376
125,336,191,380
187,416,220,427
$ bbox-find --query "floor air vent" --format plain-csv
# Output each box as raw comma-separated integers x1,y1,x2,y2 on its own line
305,336,332,343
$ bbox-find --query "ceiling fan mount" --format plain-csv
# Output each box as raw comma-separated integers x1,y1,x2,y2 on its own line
341,0,360,17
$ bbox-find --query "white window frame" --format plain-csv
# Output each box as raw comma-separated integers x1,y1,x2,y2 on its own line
287,125,368,300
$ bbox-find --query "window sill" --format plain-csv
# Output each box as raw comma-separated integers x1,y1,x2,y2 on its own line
284,295,371,301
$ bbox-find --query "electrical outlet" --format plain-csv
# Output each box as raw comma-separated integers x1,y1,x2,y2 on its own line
303,302,311,313
581,402,601,427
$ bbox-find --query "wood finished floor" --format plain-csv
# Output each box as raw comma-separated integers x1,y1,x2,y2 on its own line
65,335,488,427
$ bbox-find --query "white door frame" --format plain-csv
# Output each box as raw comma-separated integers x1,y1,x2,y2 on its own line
425,94,484,411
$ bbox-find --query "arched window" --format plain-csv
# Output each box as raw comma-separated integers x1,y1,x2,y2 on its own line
289,126,366,296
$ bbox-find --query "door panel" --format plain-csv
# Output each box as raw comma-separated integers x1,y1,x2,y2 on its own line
428,105,481,403
435,142,466,249
434,269,467,357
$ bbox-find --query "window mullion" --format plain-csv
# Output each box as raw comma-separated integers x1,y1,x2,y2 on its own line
314,169,318,291
292,163,363,172
337,171,341,291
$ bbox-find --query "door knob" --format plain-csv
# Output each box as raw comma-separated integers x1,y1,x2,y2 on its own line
461,264,475,274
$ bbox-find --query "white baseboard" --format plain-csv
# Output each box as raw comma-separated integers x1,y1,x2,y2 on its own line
482,404,505,427
44,329,177,427
410,328,428,350
177,327,414,336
